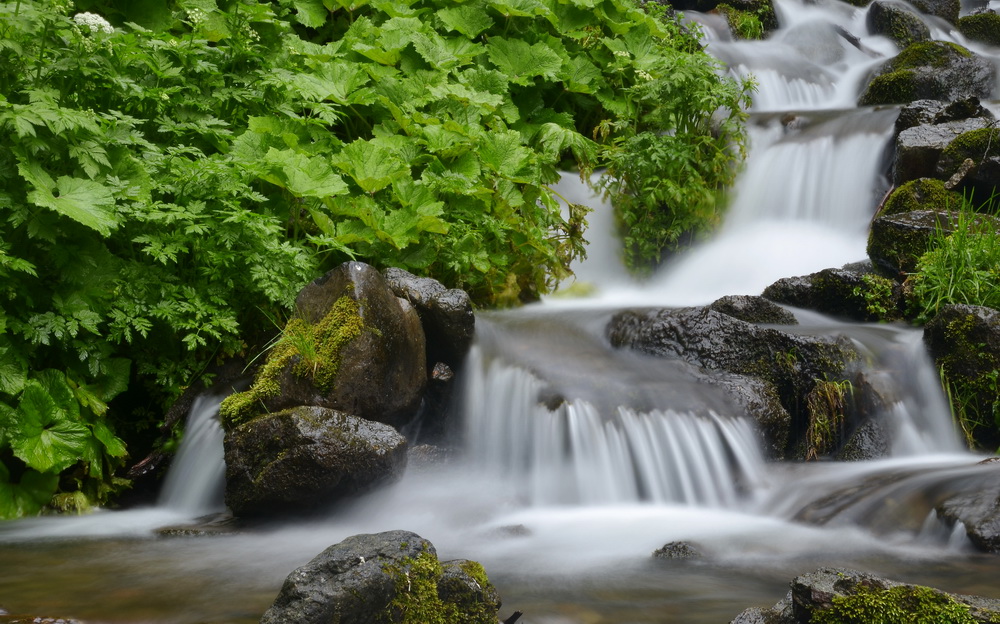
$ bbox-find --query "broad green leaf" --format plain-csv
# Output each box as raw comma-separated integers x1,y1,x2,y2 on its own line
20,161,118,236
488,0,550,18
486,38,563,86
0,464,59,520
35,370,80,419
410,32,460,70
437,4,494,38
564,56,603,93
335,139,409,193
0,347,27,396
14,382,91,473
261,149,349,198
90,421,128,458
428,83,503,112
479,130,534,180
293,0,328,27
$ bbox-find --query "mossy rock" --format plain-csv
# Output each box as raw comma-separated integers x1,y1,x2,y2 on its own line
867,209,958,277
893,118,995,185
936,127,1000,202
957,12,1000,45
881,179,961,217
762,266,903,322
908,0,960,23
715,0,777,39
867,1,930,50
858,41,995,106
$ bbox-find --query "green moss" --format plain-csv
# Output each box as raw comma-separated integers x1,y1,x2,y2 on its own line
938,128,1000,186
882,179,960,218
219,295,366,429
810,583,978,623
717,4,765,39
893,41,971,67
804,378,852,460
851,274,898,320
859,69,916,106
958,13,1000,46
382,551,497,624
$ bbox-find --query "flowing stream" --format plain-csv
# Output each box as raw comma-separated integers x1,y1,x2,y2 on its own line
3,2,1000,622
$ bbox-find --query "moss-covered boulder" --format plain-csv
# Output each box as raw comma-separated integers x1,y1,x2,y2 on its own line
893,97,994,138
880,178,962,217
260,530,502,624
867,1,930,49
708,295,798,325
858,41,995,106
606,306,863,458
224,406,407,517
893,118,995,185
958,11,1000,46
762,265,904,322
924,304,1000,450
935,127,1000,202
715,0,778,39
732,567,1000,623
220,261,427,429
867,209,958,277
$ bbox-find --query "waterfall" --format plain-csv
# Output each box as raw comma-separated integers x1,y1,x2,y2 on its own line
157,393,227,515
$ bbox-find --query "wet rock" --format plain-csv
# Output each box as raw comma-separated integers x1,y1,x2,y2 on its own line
957,10,1000,45
935,127,1000,202
224,406,407,517
924,304,1000,450
762,265,903,322
867,1,929,49
893,97,994,139
607,306,861,457
710,374,790,459
382,266,475,369
880,178,961,217
893,118,994,185
835,416,890,461
858,41,995,106
220,261,426,429
0,617,85,624
937,476,1000,554
867,209,958,277
653,541,703,559
709,295,798,325
260,530,501,624
732,568,1000,623
908,0,960,23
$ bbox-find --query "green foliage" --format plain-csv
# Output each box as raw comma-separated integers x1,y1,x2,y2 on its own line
382,550,497,624
599,9,753,273
804,378,852,461
0,0,748,517
852,274,896,320
717,4,765,40
810,583,978,624
910,202,1000,324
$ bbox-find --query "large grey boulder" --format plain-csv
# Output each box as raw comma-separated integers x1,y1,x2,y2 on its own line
731,567,1000,623
935,127,1000,201
858,41,995,106
220,261,427,429
260,530,501,624
224,406,407,517
607,306,862,458
909,0,959,23
893,118,994,185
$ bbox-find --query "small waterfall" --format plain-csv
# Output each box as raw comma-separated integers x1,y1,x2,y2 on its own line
463,344,767,508
157,393,227,515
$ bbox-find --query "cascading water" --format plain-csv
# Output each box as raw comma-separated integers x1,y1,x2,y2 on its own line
2,1,1000,623
157,393,227,515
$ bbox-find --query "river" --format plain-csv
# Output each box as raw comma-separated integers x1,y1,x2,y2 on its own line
2,0,1000,622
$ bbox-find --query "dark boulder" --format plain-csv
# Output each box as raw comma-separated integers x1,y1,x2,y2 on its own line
762,265,903,322
858,41,995,106
260,530,501,624
935,127,1000,201
893,118,995,185
866,1,929,49
607,306,861,457
709,295,798,325
867,209,958,277
382,266,475,369
224,406,407,517
894,98,994,138
908,0,960,23
924,304,1000,450
958,10,1000,46
653,541,703,559
937,469,1000,554
710,374,791,459
220,261,427,429
731,568,1000,623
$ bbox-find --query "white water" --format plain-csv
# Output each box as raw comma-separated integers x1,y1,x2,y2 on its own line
158,393,227,515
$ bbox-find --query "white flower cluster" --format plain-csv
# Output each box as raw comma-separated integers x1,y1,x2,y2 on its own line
187,8,207,26
612,50,631,58
73,12,114,34
636,69,653,81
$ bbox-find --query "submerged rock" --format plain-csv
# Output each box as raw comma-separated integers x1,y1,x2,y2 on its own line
653,541,703,559
731,567,1000,623
260,530,501,624
224,406,407,517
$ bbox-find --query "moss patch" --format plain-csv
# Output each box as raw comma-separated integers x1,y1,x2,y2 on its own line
882,179,960,218
219,295,366,429
382,551,497,624
804,378,852,460
811,583,979,623
717,4,766,39
958,13,1000,46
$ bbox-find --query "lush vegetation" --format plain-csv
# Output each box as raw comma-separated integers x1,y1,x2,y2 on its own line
0,0,751,517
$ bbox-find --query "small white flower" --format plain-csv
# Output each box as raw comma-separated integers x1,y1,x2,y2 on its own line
636,69,653,81
73,12,114,34
187,8,206,26
613,50,631,58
